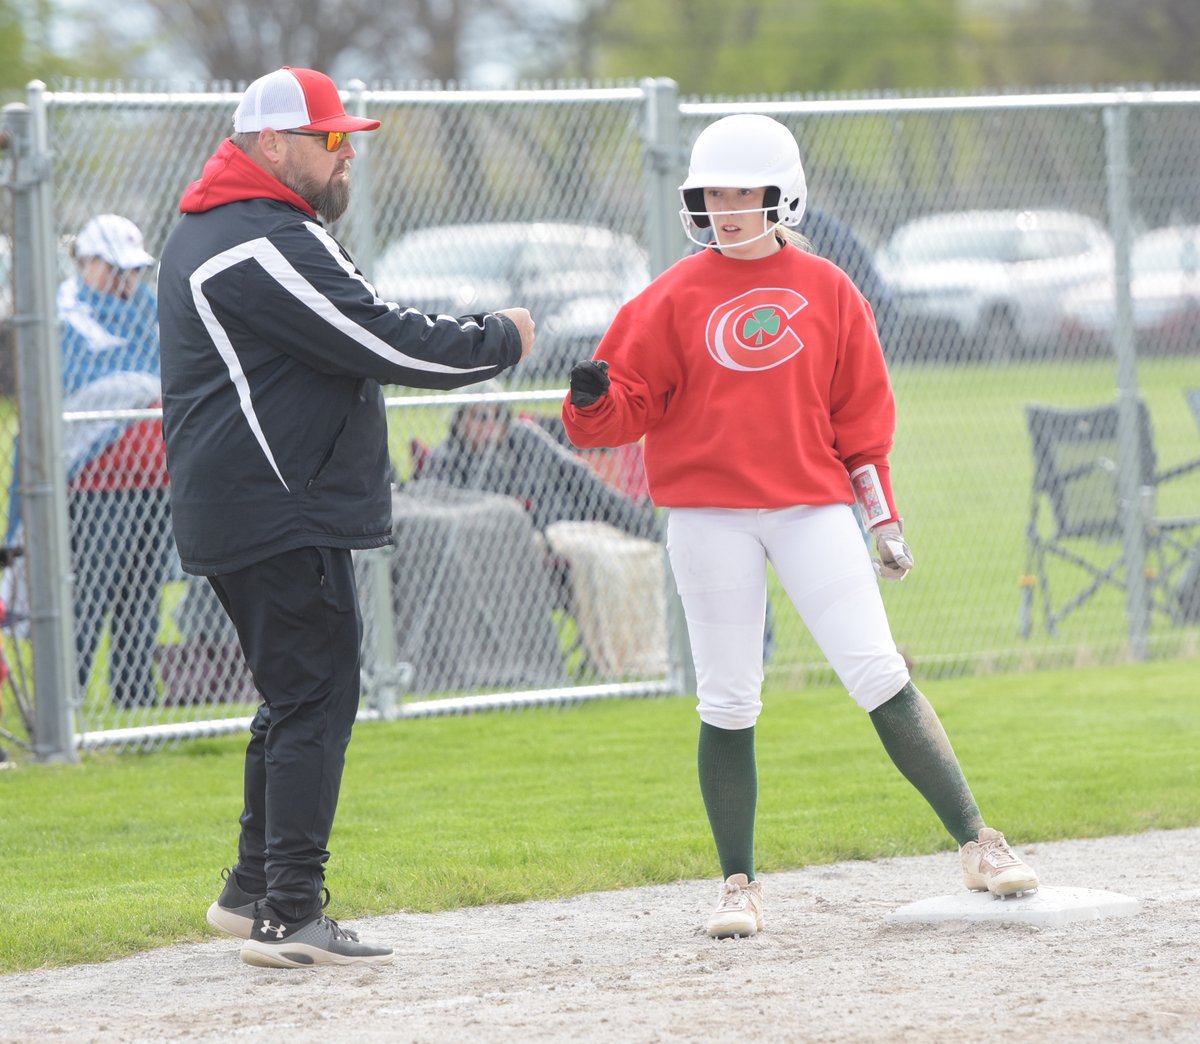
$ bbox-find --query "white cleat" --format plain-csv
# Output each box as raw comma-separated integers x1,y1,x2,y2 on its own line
960,827,1040,898
705,873,764,938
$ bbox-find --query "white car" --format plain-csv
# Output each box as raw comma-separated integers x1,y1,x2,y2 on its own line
875,210,1114,361
1060,225,1200,355
369,222,650,380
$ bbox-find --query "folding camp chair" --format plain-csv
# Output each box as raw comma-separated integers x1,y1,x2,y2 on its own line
1177,389,1200,620
1019,399,1200,637
1186,387,1200,433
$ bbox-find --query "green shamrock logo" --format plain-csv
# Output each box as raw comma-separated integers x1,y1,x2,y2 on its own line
742,307,780,346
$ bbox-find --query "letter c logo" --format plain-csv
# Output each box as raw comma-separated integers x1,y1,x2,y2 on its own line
705,288,808,371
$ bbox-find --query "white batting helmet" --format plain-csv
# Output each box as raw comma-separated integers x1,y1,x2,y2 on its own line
678,114,807,245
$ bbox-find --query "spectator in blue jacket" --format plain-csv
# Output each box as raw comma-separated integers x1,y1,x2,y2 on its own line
61,215,173,709
3,214,171,709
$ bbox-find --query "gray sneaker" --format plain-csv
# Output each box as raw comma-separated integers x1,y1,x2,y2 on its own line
240,906,394,968
206,867,264,940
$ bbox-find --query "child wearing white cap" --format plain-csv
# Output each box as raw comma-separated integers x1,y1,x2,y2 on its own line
8,213,172,711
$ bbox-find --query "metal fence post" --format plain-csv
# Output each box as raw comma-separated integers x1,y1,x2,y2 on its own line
640,77,683,279
343,78,376,278
357,546,412,721
4,84,78,761
1103,99,1149,660
638,78,696,695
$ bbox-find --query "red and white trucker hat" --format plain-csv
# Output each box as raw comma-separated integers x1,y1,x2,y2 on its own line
233,67,381,134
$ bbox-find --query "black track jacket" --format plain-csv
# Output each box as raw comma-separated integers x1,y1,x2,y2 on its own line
158,140,522,575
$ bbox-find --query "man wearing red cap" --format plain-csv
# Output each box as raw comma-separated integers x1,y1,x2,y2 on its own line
157,67,537,968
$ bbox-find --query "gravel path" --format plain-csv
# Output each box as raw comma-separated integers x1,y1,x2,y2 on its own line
3,828,1198,1043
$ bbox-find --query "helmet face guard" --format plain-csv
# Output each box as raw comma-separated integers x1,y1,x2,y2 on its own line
681,193,782,250
681,186,784,230
678,115,807,249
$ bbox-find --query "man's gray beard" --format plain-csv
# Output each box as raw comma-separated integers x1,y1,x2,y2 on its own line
281,166,350,223
310,179,350,223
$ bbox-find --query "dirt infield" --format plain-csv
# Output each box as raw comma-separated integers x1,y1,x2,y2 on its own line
3,828,1198,1043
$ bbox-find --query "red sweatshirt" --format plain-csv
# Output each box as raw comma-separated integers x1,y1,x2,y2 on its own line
562,244,899,519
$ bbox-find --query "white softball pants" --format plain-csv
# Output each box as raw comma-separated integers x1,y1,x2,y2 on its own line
666,504,911,729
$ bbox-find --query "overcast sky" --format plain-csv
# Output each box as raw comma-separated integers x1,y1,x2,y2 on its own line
47,0,556,87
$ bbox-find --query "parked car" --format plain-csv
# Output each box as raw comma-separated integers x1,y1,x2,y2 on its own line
1060,225,1200,355
369,222,650,381
875,209,1114,361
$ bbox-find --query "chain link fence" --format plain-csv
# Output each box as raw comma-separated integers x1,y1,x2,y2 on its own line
2,80,1199,760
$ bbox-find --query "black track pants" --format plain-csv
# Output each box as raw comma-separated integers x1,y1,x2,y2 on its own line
208,545,363,921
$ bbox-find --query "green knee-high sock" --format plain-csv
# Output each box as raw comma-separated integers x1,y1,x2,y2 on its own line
869,682,985,846
697,722,757,880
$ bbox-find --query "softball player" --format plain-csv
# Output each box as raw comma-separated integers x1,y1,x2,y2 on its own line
562,114,1038,939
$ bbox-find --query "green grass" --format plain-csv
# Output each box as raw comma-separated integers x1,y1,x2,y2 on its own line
2,658,1198,974
770,355,1200,674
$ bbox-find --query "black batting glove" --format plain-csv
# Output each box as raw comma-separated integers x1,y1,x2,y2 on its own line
569,359,611,408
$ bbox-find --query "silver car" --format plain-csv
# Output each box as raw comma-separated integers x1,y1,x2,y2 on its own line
876,209,1114,361
369,222,650,381
1061,225,1200,355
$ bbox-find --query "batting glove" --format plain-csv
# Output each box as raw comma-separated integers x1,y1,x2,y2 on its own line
569,360,610,408
872,521,914,581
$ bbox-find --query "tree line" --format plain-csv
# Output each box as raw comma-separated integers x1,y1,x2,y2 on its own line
2,0,1196,96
